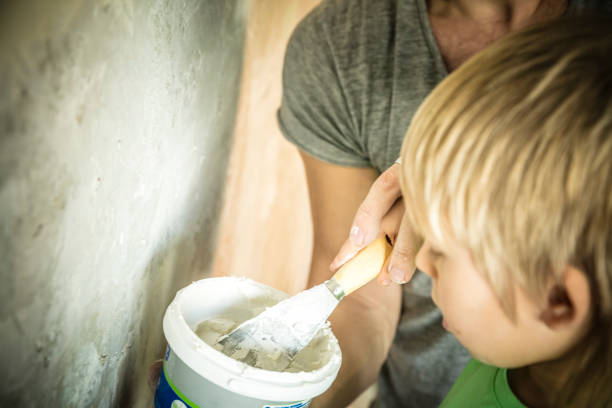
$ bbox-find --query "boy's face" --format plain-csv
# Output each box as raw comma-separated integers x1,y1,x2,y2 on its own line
415,237,571,368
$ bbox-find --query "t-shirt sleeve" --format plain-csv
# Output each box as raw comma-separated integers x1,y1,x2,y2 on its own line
277,6,371,168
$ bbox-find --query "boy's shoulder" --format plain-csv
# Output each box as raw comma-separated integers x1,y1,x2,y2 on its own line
440,359,526,408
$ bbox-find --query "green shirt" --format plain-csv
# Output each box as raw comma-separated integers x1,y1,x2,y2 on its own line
440,359,527,408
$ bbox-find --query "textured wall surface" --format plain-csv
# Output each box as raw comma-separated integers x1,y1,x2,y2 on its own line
0,0,246,406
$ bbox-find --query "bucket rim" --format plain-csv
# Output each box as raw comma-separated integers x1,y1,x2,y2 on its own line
162,276,342,401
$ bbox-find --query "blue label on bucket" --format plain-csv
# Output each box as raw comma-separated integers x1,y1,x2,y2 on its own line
155,364,196,408
263,402,310,408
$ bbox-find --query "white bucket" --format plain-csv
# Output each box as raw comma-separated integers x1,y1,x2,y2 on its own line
154,277,342,408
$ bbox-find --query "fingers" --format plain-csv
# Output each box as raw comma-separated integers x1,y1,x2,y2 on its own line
377,200,405,285
377,249,393,286
350,164,402,246
329,237,362,272
387,212,422,284
330,163,402,271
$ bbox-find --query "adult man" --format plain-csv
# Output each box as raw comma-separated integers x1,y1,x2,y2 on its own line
277,1,612,406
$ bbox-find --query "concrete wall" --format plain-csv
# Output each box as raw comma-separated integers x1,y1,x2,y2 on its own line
0,0,247,406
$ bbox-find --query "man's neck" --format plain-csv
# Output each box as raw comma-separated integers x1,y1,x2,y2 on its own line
428,0,559,30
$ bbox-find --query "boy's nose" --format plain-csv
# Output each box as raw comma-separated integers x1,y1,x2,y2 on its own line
415,242,435,279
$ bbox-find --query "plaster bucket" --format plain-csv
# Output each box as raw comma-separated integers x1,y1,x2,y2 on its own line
154,276,342,408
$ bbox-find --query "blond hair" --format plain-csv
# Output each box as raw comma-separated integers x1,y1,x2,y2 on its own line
400,16,612,407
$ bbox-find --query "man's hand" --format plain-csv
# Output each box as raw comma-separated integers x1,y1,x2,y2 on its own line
329,162,420,284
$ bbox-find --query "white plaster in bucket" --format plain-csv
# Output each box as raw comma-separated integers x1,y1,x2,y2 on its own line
161,277,342,404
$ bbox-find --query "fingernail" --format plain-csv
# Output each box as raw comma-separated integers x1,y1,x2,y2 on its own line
405,268,418,281
329,258,341,270
330,248,358,270
350,225,364,246
389,266,407,284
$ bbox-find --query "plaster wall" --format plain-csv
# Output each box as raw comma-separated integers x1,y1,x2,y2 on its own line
0,1,246,406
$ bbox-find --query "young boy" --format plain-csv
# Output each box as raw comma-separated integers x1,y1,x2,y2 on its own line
399,16,612,407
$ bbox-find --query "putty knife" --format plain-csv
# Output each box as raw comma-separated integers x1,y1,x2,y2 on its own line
216,236,392,370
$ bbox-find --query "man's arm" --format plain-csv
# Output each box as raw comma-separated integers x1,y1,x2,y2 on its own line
299,150,402,408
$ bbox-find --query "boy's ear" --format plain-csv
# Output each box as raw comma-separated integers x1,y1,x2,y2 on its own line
539,266,591,329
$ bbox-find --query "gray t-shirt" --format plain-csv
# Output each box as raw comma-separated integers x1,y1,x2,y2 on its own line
279,3,465,406
278,0,612,407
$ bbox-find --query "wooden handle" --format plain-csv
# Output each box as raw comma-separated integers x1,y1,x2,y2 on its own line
331,236,392,296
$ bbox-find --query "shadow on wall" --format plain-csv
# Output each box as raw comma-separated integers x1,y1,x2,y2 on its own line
116,234,213,407
0,1,247,406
